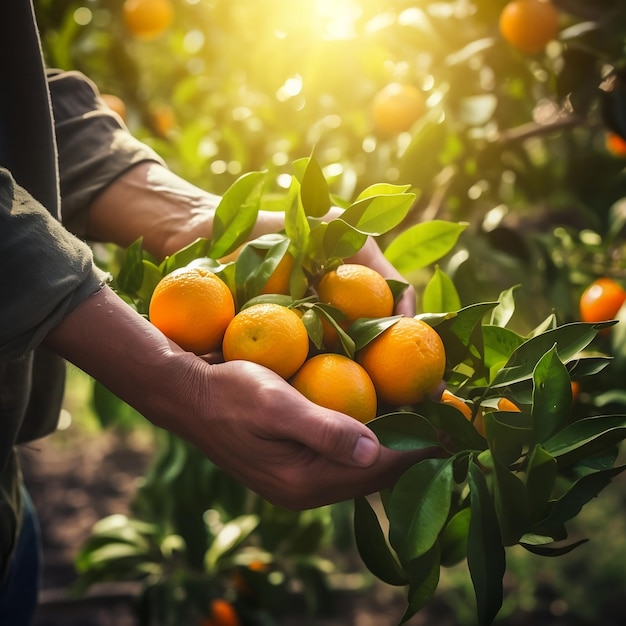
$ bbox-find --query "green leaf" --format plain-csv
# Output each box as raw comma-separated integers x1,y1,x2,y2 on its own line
492,456,529,546
210,171,266,258
542,414,626,467
490,323,601,389
384,220,467,275
389,457,454,560
321,218,368,260
354,182,413,201
367,411,441,451
439,508,471,567
489,285,519,328
520,538,589,557
482,326,525,372
531,345,573,442
539,464,626,528
310,303,355,356
136,259,163,307
400,546,441,624
483,410,533,466
467,460,505,626
284,179,311,257
300,154,331,218
233,234,290,305
525,446,558,524
350,315,402,351
422,266,461,314
116,238,149,296
432,302,498,373
76,542,150,572
422,400,487,452
340,191,416,236
205,515,259,571
353,497,408,586
568,355,611,379
162,238,212,274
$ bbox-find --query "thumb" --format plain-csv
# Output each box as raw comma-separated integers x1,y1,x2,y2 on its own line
286,400,382,468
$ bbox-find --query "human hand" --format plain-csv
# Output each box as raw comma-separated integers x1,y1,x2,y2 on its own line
170,358,438,509
44,286,437,510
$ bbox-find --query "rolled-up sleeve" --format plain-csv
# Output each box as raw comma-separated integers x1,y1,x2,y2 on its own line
0,168,106,360
47,69,166,238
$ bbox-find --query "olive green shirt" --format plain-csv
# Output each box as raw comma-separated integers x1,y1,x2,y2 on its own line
0,0,164,580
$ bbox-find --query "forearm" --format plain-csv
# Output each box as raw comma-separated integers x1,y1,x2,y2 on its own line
42,284,203,430
87,161,284,259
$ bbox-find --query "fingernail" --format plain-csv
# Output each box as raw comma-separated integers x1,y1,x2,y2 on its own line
352,436,379,466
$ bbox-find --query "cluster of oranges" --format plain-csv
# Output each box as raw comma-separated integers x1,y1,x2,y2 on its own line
148,251,448,424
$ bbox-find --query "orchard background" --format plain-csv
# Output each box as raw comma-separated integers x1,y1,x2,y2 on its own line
26,1,626,625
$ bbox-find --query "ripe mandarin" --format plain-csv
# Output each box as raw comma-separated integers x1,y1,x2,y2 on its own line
122,0,174,40
149,266,234,355
499,0,559,55
580,277,626,324
202,598,240,626
290,353,377,423
222,303,309,379
372,83,426,136
357,317,446,406
316,264,394,321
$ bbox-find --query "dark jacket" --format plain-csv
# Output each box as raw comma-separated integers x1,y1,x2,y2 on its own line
0,0,163,579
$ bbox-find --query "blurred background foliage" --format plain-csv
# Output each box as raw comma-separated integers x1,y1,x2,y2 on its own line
32,0,626,624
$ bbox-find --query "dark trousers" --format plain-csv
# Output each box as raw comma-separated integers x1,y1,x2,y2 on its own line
0,488,42,625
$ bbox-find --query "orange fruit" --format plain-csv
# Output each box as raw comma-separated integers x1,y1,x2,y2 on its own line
571,380,580,401
122,0,174,40
499,0,559,54
290,353,377,423
100,93,127,122
441,389,472,421
357,317,446,406
372,83,426,136
316,264,394,350
316,264,394,322
149,266,235,355
260,252,295,295
222,303,309,379
580,277,626,324
151,104,176,136
605,132,626,157
497,397,521,412
202,598,240,626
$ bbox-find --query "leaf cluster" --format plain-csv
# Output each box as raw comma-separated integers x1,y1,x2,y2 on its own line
355,300,625,625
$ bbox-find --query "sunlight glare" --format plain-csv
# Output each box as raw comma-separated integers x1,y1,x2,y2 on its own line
276,75,303,102
314,0,361,40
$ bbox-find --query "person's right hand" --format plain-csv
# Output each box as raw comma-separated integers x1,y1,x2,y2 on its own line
164,358,439,509
44,286,441,510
